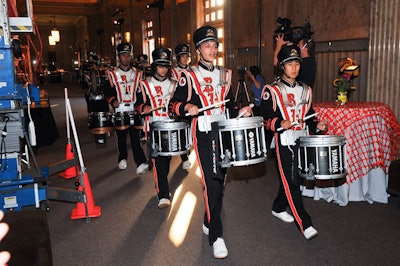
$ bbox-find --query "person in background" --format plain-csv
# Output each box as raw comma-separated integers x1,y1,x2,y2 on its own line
136,54,152,80
246,65,266,116
260,44,327,241
105,42,149,174
169,25,253,259
83,53,110,144
171,43,192,170
273,34,316,87
139,48,177,208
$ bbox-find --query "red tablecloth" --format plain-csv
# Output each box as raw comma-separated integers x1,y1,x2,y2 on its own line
313,102,400,183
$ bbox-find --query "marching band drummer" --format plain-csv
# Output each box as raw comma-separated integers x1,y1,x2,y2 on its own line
168,25,252,259
137,47,177,209
259,44,328,240
82,54,110,144
171,43,192,170
104,42,149,175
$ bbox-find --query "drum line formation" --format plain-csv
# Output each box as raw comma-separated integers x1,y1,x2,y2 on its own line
87,105,347,180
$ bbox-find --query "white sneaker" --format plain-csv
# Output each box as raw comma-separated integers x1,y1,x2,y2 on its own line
182,160,191,170
202,224,209,236
304,226,318,240
272,211,294,223
136,163,149,175
158,198,171,209
213,238,228,259
118,159,127,170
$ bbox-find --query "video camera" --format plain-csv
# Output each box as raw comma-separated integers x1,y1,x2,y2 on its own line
273,17,314,44
237,66,247,81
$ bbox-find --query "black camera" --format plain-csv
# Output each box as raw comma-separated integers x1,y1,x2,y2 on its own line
237,66,247,81
273,17,314,44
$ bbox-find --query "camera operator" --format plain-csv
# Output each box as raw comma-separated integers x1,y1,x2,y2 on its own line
246,66,266,115
273,18,316,87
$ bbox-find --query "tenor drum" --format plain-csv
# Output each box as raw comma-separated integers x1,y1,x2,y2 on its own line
150,119,191,157
114,112,136,130
88,112,113,134
214,116,268,168
297,135,346,180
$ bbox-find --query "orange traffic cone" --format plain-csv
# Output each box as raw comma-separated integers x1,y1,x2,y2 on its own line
70,172,101,219
59,143,77,179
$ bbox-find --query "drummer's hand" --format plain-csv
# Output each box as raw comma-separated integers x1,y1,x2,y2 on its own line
238,106,252,117
142,105,152,115
112,100,119,108
317,120,328,131
280,119,292,130
185,103,199,116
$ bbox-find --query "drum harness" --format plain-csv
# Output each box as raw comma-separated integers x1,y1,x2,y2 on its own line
112,69,140,113
190,65,229,133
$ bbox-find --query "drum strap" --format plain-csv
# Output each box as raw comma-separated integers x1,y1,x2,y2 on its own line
190,65,229,90
144,79,174,118
189,66,230,115
276,81,309,106
111,68,141,103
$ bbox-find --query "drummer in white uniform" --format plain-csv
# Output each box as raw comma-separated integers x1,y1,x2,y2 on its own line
138,47,177,209
259,44,328,240
105,42,149,174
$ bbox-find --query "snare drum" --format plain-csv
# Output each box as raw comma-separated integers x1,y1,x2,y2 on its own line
114,112,136,130
150,119,191,157
214,116,268,168
88,112,113,134
297,135,346,180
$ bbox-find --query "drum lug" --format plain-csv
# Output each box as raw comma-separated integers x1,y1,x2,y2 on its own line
303,163,316,181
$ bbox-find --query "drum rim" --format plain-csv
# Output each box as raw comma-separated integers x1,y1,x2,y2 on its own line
298,135,346,146
215,116,264,130
88,111,112,115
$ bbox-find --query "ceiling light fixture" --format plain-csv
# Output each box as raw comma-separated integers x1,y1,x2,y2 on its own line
50,16,60,42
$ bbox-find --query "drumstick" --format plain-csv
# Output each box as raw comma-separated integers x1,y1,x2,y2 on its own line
141,105,165,115
236,103,254,119
185,99,230,116
277,112,319,131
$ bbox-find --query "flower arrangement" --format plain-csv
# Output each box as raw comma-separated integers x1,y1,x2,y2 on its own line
333,58,360,104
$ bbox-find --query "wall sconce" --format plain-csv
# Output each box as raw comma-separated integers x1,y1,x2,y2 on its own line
49,35,56,46
125,32,131,43
111,36,115,46
186,33,191,44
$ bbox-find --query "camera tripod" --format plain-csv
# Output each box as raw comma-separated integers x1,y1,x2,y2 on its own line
234,76,251,108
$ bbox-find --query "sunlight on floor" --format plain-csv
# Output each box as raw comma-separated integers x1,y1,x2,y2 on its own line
168,191,197,247
188,150,202,179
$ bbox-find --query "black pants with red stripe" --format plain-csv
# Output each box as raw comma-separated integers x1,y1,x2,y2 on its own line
194,126,227,246
152,155,172,200
116,126,147,166
273,139,313,233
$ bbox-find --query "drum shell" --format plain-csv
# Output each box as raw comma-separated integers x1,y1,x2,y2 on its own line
298,135,347,180
88,112,113,134
214,116,268,168
114,112,136,130
150,120,191,157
